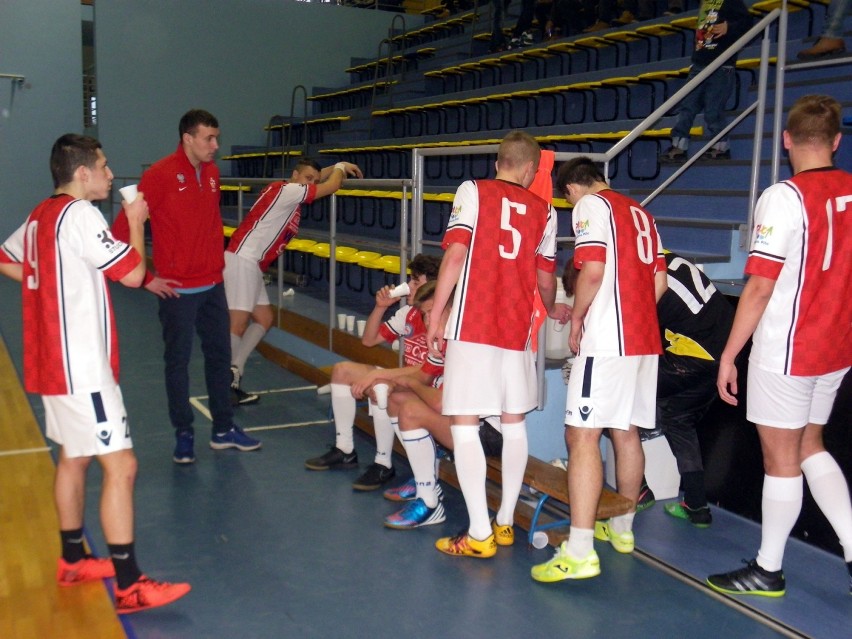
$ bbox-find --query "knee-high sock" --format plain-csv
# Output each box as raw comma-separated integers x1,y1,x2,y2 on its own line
802,451,852,562
495,420,528,527
402,427,440,507
610,511,636,535
373,406,394,468
757,475,803,572
331,384,356,454
232,323,267,375
451,424,490,540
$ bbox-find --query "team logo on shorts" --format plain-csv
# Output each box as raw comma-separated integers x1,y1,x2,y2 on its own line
579,405,593,421
97,428,112,446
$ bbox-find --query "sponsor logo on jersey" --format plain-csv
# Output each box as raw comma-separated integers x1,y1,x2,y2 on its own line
98,230,118,252
574,219,590,238
753,224,773,246
449,204,462,223
209,177,217,192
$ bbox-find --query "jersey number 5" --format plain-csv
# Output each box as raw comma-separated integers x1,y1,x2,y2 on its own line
499,198,527,260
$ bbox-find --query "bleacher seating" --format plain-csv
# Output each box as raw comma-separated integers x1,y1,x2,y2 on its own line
222,0,849,310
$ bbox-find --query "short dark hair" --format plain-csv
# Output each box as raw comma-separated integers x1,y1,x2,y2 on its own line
179,109,219,138
556,157,607,193
561,259,579,297
408,253,441,280
294,157,322,173
50,133,102,188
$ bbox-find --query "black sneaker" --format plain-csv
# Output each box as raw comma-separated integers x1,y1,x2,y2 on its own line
352,463,396,491
305,447,359,470
659,146,687,164
231,386,259,406
664,501,712,527
707,559,785,597
636,481,656,513
230,365,259,406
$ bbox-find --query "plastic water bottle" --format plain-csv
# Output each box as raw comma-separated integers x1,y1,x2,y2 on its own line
545,279,572,360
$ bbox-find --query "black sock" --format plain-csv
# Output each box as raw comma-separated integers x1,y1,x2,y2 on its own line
681,471,707,510
60,528,86,563
108,542,143,590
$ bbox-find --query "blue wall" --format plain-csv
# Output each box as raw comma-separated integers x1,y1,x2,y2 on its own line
94,0,399,178
0,0,82,240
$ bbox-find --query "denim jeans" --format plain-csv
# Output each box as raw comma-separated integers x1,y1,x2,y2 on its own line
158,283,233,435
671,64,736,151
823,0,851,39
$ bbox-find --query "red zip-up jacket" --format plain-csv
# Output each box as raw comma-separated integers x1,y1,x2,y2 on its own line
113,143,223,288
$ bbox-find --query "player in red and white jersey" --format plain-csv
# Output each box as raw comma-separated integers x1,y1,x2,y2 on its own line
304,255,442,490
532,157,667,583
710,95,852,597
224,158,361,405
0,134,190,614
428,131,568,559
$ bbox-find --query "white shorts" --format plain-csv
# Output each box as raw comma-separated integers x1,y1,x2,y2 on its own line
224,251,269,312
565,355,658,431
442,340,537,416
43,384,133,458
747,366,849,429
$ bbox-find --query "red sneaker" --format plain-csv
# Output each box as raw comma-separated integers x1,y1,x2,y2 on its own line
115,576,191,614
56,556,116,587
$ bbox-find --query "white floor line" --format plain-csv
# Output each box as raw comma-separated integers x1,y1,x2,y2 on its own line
0,446,51,458
189,397,213,422
191,385,320,403
243,420,331,433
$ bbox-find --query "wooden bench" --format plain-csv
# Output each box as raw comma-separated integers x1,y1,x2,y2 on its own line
261,310,634,548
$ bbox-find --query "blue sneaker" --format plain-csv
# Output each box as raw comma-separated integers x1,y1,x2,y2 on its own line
209,426,262,452
384,498,446,529
383,477,417,502
173,430,195,464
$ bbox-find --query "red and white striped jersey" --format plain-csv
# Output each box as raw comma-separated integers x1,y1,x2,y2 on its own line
0,195,141,394
441,179,557,351
379,305,429,366
745,167,852,376
227,181,315,272
572,189,665,357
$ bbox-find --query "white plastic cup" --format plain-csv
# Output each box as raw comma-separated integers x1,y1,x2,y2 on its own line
337,313,347,329
119,184,139,203
554,320,567,332
357,320,366,337
373,383,389,410
388,282,410,299
346,315,355,332
281,288,295,298
532,531,549,549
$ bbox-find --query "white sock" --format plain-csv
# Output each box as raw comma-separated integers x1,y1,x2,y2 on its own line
802,451,852,562
756,475,803,572
495,420,528,527
451,424,490,540
566,527,594,558
331,384,356,454
230,334,241,372
402,428,439,507
372,406,394,469
233,323,267,374
610,511,635,535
